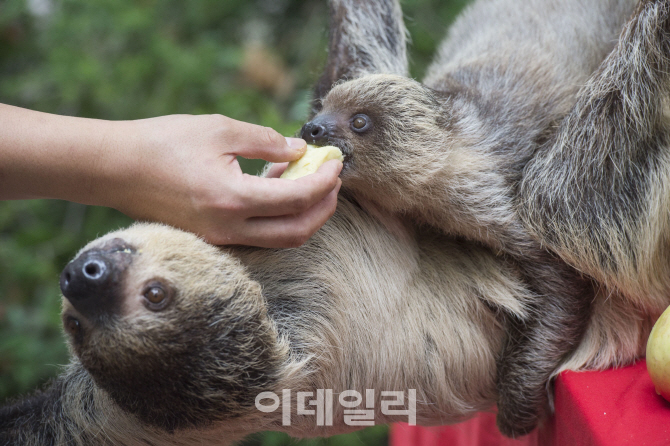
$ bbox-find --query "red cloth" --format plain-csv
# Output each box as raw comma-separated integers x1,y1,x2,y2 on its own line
390,360,670,446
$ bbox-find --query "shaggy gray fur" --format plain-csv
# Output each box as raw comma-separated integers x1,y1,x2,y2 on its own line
304,0,642,435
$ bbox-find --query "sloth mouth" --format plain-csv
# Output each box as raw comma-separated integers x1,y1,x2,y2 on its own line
313,139,352,162
305,138,353,175
331,141,353,173
334,142,353,172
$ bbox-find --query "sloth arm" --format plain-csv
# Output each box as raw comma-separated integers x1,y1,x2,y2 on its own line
520,0,670,306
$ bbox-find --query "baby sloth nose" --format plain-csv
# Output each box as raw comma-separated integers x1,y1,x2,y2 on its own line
301,121,329,145
60,241,133,321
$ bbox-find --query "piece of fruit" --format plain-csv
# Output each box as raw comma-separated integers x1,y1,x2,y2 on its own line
646,305,670,401
280,144,343,180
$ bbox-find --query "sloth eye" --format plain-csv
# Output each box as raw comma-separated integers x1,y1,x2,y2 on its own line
353,117,366,129
65,316,82,338
142,282,171,310
351,114,371,133
144,287,165,303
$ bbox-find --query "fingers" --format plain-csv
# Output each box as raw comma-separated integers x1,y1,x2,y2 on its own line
238,159,343,217
241,180,342,248
264,162,288,178
222,117,306,162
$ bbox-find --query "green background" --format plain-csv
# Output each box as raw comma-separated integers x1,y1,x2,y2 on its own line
0,0,467,444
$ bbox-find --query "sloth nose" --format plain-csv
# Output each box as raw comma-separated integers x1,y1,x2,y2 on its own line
301,121,329,144
60,244,130,321
61,253,111,293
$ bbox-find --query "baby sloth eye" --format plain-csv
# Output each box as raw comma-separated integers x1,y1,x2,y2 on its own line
350,114,371,133
145,287,165,303
142,282,172,311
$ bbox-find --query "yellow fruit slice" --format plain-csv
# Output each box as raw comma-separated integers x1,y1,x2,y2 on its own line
647,305,670,401
280,144,343,180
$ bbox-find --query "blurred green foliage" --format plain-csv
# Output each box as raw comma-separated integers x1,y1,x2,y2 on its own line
0,0,467,444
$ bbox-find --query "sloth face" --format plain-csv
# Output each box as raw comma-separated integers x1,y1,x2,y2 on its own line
301,74,454,208
60,223,282,431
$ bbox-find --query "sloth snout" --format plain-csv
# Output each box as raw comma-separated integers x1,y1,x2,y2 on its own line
60,251,114,317
61,252,111,296
60,239,135,322
301,120,329,145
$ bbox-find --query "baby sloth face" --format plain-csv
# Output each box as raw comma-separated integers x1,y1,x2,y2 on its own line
301,74,455,208
59,224,283,432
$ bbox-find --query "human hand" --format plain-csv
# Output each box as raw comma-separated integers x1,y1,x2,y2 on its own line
0,105,341,247
105,114,342,247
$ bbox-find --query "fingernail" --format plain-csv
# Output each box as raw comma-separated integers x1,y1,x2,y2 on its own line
286,137,306,151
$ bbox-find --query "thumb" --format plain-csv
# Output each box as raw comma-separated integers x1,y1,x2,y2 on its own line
229,121,306,162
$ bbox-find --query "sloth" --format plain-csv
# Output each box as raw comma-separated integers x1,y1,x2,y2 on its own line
3,0,670,444
299,0,649,435
1,208,534,445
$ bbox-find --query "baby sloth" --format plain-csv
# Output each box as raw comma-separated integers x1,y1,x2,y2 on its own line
300,0,640,435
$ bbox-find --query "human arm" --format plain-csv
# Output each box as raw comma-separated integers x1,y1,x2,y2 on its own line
0,104,342,247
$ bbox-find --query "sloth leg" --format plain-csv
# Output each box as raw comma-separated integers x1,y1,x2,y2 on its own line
495,251,593,438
